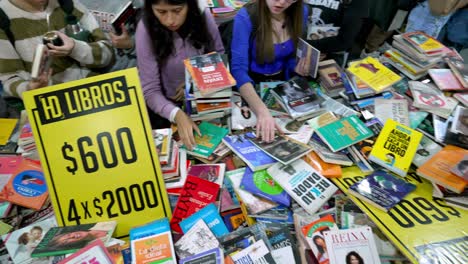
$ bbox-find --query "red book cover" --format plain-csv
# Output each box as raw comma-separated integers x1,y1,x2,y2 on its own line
0,159,48,210
170,176,220,233
184,52,236,96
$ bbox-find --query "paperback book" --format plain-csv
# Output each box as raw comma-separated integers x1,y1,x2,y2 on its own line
229,239,276,264
110,1,136,35
187,163,225,186
180,203,229,237
57,239,114,264
301,214,338,264
402,31,444,53
315,115,374,152
249,134,312,165
296,38,320,78
186,122,229,158
308,137,353,166
348,170,417,211
445,57,468,88
374,99,409,127
179,248,224,264
240,167,291,206
347,56,402,92
368,119,423,177
428,69,465,91
175,219,220,259
266,159,338,215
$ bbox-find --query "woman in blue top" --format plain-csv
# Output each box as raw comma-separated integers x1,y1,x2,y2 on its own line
231,0,308,142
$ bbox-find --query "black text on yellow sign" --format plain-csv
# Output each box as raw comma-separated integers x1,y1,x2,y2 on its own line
24,68,171,239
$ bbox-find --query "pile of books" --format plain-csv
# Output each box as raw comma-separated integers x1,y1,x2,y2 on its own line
184,52,235,122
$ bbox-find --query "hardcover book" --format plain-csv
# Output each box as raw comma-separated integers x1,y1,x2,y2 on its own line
175,219,219,259
222,133,277,171
129,218,176,264
186,122,229,159
57,239,114,264
315,115,374,152
184,52,236,96
417,145,468,193
266,159,338,215
31,221,117,257
179,248,224,264
180,203,229,237
240,167,291,206
368,119,422,176
347,56,402,92
170,176,221,233
0,159,48,210
249,134,312,165
323,226,381,264
348,170,417,211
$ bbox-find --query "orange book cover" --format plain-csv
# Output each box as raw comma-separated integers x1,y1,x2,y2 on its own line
303,151,342,178
416,145,468,194
0,159,48,210
184,52,236,96
196,101,231,113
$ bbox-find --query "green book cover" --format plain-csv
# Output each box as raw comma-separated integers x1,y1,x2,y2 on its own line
316,115,373,152
188,122,229,158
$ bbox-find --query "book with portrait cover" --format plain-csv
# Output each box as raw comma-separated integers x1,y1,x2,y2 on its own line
348,170,417,212
266,159,338,215
323,226,381,264
249,134,312,165
184,52,236,96
417,145,468,194
186,122,229,159
240,167,290,206
368,119,422,177
0,159,48,210
31,221,117,257
57,239,114,264
170,176,221,233
347,56,402,92
301,214,338,264
222,133,277,171
129,218,176,264
315,115,374,152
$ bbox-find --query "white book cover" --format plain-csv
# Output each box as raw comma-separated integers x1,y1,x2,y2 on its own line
267,159,338,215
323,226,381,264
374,99,409,126
230,240,276,264
174,219,219,260
409,81,448,110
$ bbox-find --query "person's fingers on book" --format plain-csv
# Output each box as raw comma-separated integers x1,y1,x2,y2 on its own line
275,122,284,136
192,121,201,137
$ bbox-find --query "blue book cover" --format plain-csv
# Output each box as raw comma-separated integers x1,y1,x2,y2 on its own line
179,248,223,264
348,170,417,211
180,203,229,237
240,167,291,206
222,132,277,171
129,218,171,241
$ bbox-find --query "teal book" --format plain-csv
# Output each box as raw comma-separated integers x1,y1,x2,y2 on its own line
316,115,374,152
186,122,229,158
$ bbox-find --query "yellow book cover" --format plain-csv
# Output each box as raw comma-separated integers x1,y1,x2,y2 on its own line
332,166,468,264
347,57,402,92
368,119,422,177
0,118,18,145
403,31,444,53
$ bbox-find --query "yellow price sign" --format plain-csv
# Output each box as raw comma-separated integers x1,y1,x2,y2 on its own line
23,68,171,239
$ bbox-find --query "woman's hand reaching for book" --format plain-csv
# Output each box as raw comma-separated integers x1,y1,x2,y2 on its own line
256,109,278,143
175,110,201,150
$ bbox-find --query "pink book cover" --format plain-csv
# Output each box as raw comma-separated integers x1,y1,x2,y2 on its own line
58,239,114,264
429,69,465,91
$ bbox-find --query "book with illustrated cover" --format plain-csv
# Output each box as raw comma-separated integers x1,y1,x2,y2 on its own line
231,94,257,130
402,31,444,53
187,163,225,186
129,218,176,264
0,118,18,146
110,1,136,35
226,168,277,215
184,52,236,96
219,224,270,256
267,159,338,215
259,81,284,99
179,248,224,264
412,134,443,168
186,122,229,159
153,128,172,157
222,133,277,171
428,69,465,91
180,203,229,237
0,159,48,210
417,145,468,193
230,239,276,264
348,170,417,212
57,239,114,264
323,226,381,264
194,142,231,164
170,176,220,233
296,38,320,78
451,155,468,181
271,76,324,119
240,167,291,206
306,111,338,131
368,119,422,176
175,219,220,260
249,134,312,165
445,57,468,88
315,115,374,152
31,221,117,257
308,136,353,166
220,176,241,212
347,56,402,92
318,59,344,88
264,223,300,264
374,99,409,127
301,214,338,264
409,81,449,111
2,217,57,264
